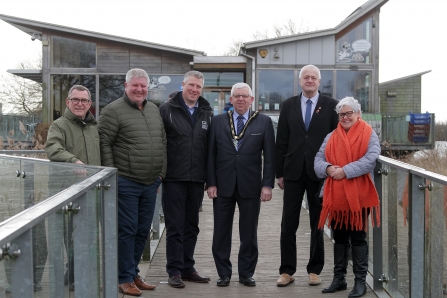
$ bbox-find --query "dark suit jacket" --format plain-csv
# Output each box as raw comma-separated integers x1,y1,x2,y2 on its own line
276,92,338,181
207,111,276,198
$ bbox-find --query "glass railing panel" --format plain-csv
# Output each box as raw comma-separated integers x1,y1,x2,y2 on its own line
424,180,447,297
0,157,102,225
381,166,411,297
0,157,22,223
71,186,102,297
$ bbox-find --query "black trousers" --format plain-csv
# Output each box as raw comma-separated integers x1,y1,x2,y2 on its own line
212,187,261,278
279,168,324,275
162,181,204,277
332,220,368,247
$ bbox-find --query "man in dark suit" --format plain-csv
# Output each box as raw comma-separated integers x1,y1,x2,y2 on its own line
207,82,276,287
276,65,338,287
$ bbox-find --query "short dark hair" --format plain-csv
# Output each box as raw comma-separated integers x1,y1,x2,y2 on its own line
168,91,178,99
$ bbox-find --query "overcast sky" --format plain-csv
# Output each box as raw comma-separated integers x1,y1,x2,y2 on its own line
1,0,446,121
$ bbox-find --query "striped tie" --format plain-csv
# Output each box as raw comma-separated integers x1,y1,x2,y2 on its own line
237,115,244,150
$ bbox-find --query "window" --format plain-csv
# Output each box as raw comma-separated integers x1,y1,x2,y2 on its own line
298,70,333,98
51,75,96,120
203,73,244,87
51,36,96,68
258,70,294,112
336,18,372,64
99,75,125,112
336,70,371,112
147,75,184,107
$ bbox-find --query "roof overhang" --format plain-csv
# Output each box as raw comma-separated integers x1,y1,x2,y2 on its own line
379,70,432,86
0,14,205,56
192,56,247,70
242,0,388,49
7,69,42,83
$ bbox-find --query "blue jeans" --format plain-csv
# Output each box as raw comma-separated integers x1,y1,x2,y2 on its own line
118,176,161,284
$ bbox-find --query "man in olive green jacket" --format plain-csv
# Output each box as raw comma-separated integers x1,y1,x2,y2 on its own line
98,68,167,297
45,84,100,291
46,85,100,166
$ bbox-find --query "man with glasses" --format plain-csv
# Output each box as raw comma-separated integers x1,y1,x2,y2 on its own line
45,84,101,291
159,71,213,288
275,65,338,287
46,85,100,166
206,82,276,287
98,68,167,297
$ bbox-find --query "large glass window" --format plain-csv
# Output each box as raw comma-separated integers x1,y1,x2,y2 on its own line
298,70,333,98
99,75,125,112
336,18,372,64
203,72,244,87
147,75,184,107
51,36,96,68
258,70,294,112
51,75,96,120
336,70,371,112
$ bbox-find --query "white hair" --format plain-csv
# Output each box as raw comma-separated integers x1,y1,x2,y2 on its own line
231,82,253,96
298,64,321,79
335,97,362,116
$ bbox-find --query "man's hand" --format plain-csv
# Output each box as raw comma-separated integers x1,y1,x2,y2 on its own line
75,160,84,165
277,177,284,190
207,186,217,199
260,186,272,202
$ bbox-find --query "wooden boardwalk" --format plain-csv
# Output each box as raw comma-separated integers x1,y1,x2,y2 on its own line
133,187,380,298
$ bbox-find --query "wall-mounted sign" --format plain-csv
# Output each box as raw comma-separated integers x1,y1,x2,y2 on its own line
259,49,268,58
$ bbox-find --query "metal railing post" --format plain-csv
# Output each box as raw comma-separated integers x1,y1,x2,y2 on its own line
409,174,425,297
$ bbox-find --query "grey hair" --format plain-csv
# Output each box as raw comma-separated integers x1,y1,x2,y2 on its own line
231,83,253,96
299,64,321,79
68,85,91,100
335,97,362,116
126,68,150,84
183,70,205,85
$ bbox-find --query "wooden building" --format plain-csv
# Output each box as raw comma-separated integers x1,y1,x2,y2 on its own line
0,0,435,149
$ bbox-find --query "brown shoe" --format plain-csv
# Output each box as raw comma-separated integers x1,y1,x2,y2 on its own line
134,275,156,290
119,282,142,296
181,271,210,283
308,273,321,286
277,273,295,287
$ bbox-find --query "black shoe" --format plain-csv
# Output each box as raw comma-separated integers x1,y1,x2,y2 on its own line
239,276,256,287
181,271,210,283
322,278,347,293
217,276,230,287
168,275,185,288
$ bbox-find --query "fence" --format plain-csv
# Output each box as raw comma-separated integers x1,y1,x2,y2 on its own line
372,155,447,297
0,154,118,297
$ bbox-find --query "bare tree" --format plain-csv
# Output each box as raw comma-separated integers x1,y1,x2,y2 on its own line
225,19,311,56
0,57,42,116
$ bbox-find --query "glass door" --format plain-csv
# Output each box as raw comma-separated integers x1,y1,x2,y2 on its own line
202,88,231,115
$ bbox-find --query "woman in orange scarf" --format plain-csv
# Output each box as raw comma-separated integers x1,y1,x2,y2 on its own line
314,97,381,298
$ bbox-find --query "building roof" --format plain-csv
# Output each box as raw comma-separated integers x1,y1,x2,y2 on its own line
0,14,205,56
6,69,42,83
242,0,388,49
379,70,432,86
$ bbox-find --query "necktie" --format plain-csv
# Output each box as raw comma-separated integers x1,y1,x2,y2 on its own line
237,115,244,149
304,99,312,131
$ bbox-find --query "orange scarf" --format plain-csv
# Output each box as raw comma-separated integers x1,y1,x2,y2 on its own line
318,119,380,231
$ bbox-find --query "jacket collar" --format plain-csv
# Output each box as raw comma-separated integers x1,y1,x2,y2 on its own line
123,92,147,110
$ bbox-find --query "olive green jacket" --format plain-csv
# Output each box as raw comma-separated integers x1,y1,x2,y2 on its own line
45,108,101,165
98,93,167,185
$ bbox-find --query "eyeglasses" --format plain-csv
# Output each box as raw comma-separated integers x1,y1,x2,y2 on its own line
232,94,251,99
338,111,355,119
70,97,91,105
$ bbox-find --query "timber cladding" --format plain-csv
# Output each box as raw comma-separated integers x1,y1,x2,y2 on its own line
379,76,422,114
97,41,192,74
